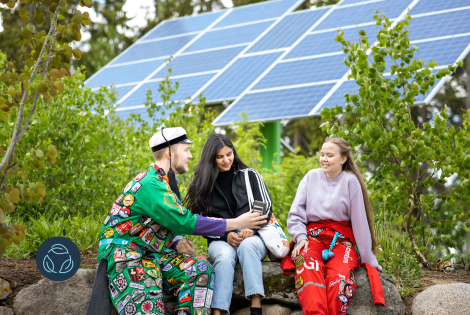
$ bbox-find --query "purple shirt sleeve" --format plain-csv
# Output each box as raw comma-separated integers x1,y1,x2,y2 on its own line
287,175,309,244
349,188,382,271
193,215,226,237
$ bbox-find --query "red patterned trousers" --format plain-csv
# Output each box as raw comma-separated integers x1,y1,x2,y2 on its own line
294,227,359,315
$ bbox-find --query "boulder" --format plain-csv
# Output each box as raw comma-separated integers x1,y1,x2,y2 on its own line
0,307,14,315
233,263,404,314
290,311,303,315
233,304,291,315
0,279,10,300
411,283,470,315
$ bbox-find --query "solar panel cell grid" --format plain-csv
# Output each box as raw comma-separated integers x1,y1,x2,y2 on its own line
203,52,282,102
184,21,273,52
383,35,470,71
409,0,470,15
286,24,378,59
153,46,245,78
214,83,335,125
111,35,196,65
407,9,470,42
144,12,225,40
254,54,346,90
86,60,164,89
118,73,216,108
316,0,412,31
320,80,358,112
214,0,298,28
247,9,327,53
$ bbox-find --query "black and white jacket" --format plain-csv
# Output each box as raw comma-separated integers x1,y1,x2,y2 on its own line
206,163,273,244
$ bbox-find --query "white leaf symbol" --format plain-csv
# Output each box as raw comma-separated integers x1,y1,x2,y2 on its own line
50,244,69,255
43,255,56,273
59,256,74,274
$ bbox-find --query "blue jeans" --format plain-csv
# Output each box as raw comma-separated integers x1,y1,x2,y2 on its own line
208,235,268,311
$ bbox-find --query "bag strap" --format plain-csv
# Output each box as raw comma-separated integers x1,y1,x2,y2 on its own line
244,168,254,208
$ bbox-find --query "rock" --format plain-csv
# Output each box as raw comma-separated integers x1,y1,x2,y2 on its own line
348,268,404,315
290,310,303,315
0,279,11,300
0,307,14,315
233,262,298,306
13,269,96,315
411,283,470,315
233,304,291,315
13,268,176,315
233,263,404,314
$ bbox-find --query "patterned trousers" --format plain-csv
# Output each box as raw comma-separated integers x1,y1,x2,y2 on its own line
102,245,214,315
294,227,359,315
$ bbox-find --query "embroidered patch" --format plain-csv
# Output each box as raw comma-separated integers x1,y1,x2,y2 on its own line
126,252,141,260
131,182,142,193
134,172,147,182
142,259,156,268
294,255,304,270
174,307,191,315
116,220,133,235
156,300,164,313
209,273,215,289
185,265,197,277
116,193,125,204
147,290,162,300
188,276,196,287
114,248,126,262
103,227,114,238
146,268,161,279
141,300,153,312
309,227,324,237
170,255,185,266
123,194,135,207
193,287,207,308
337,295,350,313
205,289,213,308
117,294,131,312
103,215,111,225
138,216,152,226
124,181,133,192
129,242,137,251
340,241,353,246
129,282,145,290
125,303,136,315
344,284,354,298
196,273,209,287
162,263,172,272
196,261,208,273
295,275,304,290
113,273,128,292
119,207,131,218
179,257,196,270
131,290,146,304
129,223,144,237
194,308,205,315
109,283,119,299
109,216,121,227
350,270,356,284
178,288,192,304
144,277,156,288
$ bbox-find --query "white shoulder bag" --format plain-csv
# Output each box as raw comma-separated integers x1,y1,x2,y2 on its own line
244,169,290,259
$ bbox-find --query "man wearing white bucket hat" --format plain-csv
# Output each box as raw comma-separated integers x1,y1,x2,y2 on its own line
91,127,267,315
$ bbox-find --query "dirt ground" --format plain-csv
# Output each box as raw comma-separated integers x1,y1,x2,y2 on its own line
1,251,469,313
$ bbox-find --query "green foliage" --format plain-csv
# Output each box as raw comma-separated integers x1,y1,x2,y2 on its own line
375,216,423,296
1,0,94,255
321,13,470,265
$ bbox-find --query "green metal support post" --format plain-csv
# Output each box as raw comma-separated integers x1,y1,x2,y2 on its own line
260,121,281,169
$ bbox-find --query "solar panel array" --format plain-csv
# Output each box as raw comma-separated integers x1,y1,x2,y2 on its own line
85,0,470,126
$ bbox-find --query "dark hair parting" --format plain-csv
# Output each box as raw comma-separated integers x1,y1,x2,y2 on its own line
161,127,181,201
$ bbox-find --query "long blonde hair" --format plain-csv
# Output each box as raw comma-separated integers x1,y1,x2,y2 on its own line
324,138,377,254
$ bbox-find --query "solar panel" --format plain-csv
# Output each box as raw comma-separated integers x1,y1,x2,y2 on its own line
84,0,470,125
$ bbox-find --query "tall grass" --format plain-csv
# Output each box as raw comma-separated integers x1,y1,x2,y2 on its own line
374,215,424,296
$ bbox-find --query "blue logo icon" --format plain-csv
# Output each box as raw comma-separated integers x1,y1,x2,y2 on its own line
36,237,81,281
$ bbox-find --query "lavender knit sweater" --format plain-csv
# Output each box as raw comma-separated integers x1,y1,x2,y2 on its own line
287,168,382,271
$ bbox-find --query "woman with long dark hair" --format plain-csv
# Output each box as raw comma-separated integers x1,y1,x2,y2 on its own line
285,138,382,315
184,134,273,315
